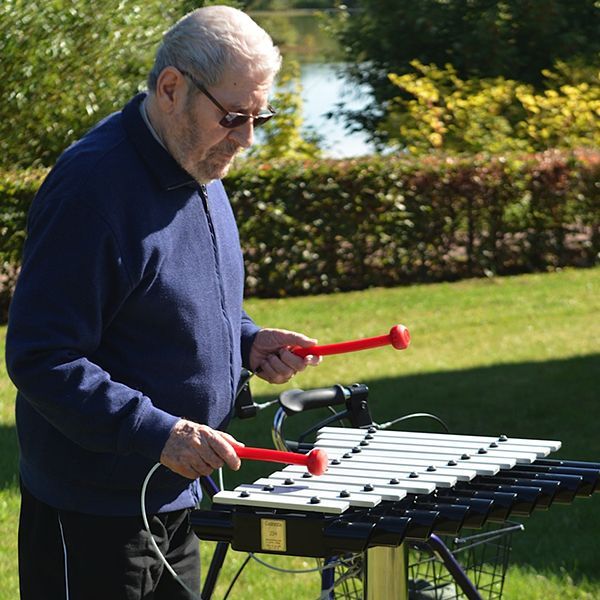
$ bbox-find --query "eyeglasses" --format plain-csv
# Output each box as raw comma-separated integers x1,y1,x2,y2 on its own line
179,69,276,129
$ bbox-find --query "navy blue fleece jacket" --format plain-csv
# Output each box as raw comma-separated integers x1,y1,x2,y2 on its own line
6,93,260,515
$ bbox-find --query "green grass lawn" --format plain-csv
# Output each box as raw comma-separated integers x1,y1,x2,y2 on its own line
1,267,599,599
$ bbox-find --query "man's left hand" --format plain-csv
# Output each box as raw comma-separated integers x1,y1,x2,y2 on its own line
249,328,321,384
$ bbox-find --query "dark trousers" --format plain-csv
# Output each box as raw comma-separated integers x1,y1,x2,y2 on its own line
19,482,200,600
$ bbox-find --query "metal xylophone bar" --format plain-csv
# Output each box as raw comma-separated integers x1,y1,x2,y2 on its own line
191,427,600,559
312,427,563,516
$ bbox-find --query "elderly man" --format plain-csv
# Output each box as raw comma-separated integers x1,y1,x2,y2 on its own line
6,6,317,599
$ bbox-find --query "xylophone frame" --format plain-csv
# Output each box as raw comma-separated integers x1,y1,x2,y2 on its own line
194,382,599,600
197,384,499,600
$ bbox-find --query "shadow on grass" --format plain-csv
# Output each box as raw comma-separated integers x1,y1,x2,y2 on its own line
236,353,600,463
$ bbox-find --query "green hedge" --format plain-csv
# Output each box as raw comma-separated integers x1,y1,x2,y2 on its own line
0,168,48,322
1,150,598,320
228,149,599,297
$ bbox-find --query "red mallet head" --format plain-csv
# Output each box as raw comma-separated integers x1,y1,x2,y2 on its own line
233,444,329,476
305,448,329,476
390,324,411,350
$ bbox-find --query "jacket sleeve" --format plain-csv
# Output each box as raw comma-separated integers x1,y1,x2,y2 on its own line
240,309,260,369
5,192,179,461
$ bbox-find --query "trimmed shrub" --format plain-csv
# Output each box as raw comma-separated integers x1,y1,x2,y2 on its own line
0,168,48,321
1,149,598,320
228,149,599,297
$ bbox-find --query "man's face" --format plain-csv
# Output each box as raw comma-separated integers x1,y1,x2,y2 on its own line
168,69,272,183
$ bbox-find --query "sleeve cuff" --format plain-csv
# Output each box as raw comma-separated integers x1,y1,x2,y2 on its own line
241,323,261,369
126,401,181,461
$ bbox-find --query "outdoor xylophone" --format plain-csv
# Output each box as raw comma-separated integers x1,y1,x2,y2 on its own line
190,325,600,599
192,427,600,558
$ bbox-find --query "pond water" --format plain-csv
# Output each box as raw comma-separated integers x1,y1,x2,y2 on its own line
251,11,375,158
300,62,374,157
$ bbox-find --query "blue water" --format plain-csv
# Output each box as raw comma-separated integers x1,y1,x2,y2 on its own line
300,62,374,158
249,12,373,157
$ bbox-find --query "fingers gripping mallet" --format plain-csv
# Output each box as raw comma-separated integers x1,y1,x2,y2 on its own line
290,324,410,358
234,445,329,476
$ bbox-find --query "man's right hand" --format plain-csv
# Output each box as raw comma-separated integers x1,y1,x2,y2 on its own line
159,419,242,479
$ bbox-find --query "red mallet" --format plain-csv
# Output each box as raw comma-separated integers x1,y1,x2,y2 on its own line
233,445,329,476
290,324,410,358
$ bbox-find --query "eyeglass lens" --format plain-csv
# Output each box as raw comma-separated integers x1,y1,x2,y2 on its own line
220,111,274,129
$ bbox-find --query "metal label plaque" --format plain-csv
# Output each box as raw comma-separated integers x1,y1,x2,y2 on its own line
261,518,287,552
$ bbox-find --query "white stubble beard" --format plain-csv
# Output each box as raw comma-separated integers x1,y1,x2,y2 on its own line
169,106,241,184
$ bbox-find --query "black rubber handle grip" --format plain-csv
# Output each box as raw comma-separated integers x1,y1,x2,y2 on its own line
278,385,347,415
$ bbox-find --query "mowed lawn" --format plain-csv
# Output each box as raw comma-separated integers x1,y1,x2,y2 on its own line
1,267,598,599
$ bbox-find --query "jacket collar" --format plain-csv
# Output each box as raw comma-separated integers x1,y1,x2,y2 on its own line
122,93,197,191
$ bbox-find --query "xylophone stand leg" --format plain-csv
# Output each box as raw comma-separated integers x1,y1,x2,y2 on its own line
364,544,409,600
201,541,230,600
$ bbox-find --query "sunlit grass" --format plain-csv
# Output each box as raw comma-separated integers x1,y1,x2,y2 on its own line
1,267,599,599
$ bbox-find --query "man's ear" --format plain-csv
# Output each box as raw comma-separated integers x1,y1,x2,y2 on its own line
154,67,187,114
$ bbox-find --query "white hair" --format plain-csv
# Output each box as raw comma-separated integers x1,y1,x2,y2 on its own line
147,5,281,91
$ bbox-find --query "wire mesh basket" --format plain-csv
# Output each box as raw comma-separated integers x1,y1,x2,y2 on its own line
407,523,524,600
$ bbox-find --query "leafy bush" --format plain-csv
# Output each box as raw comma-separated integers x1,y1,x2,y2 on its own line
329,0,600,144
1,150,598,320
0,1,174,169
228,150,599,297
0,168,48,321
384,61,600,155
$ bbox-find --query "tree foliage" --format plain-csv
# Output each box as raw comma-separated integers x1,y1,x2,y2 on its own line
331,0,600,144
383,61,600,155
0,0,174,169
0,0,318,169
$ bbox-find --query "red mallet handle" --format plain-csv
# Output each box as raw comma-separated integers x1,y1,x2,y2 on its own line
291,324,410,358
234,445,328,476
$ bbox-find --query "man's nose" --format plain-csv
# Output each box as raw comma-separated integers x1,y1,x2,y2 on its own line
228,120,254,149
